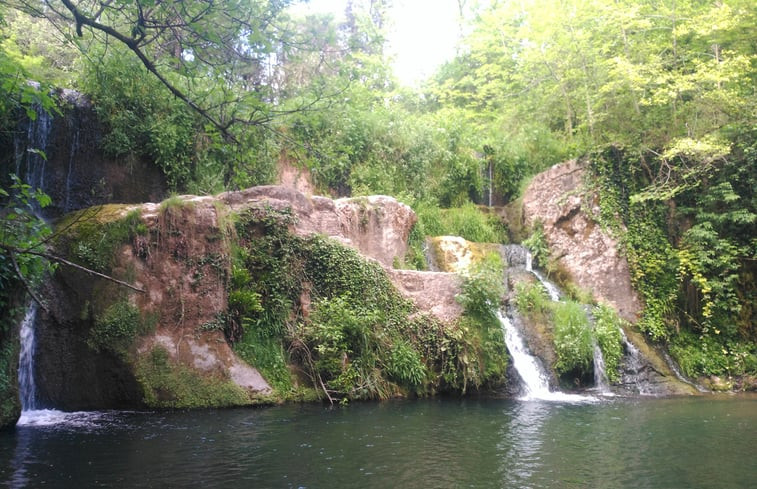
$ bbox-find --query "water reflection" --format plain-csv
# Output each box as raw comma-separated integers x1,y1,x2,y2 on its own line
6,425,33,489
497,401,549,487
1,398,755,488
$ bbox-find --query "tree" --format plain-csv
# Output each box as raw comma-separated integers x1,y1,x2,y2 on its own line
7,0,302,140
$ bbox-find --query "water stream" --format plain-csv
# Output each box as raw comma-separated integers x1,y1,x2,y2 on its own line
504,246,618,396
524,251,560,301
15,103,53,196
16,302,98,427
17,303,38,411
592,343,611,393
498,311,593,402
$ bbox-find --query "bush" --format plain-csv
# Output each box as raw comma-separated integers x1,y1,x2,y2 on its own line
414,201,507,244
457,255,505,321
522,221,548,268
88,300,146,354
552,301,593,376
514,281,550,316
670,331,757,379
592,304,624,383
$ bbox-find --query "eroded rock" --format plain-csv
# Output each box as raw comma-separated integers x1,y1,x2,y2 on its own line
521,160,641,322
35,187,459,409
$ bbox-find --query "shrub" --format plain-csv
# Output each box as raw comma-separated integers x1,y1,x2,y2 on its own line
514,281,550,316
414,201,507,244
522,221,548,268
457,254,505,322
592,304,624,383
88,300,146,354
552,301,593,376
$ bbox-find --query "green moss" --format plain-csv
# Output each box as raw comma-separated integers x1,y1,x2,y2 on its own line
135,347,252,408
56,206,145,274
88,300,153,356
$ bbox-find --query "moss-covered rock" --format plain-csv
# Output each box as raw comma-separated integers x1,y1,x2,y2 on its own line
0,307,22,429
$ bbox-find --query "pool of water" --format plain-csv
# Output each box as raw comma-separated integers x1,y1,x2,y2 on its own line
2,397,755,488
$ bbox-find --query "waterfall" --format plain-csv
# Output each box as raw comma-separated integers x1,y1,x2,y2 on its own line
487,160,493,207
423,238,440,272
498,311,593,402
662,350,708,393
64,121,80,213
525,249,613,392
524,251,560,301
592,343,611,393
15,104,54,196
18,303,39,411
616,328,654,395
17,303,79,426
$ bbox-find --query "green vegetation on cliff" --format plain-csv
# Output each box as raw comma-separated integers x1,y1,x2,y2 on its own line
515,282,626,385
1,0,755,396
229,205,507,403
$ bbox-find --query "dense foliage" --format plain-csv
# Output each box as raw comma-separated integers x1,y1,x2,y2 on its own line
229,205,506,402
0,0,754,400
515,281,626,385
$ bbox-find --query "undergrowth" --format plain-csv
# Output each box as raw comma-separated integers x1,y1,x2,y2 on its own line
226,204,508,402
136,346,252,408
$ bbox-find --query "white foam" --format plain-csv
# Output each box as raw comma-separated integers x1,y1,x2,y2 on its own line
17,409,111,428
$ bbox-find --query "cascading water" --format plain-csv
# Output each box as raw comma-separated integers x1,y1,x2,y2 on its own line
16,303,100,427
64,121,80,213
17,303,39,411
498,311,593,402
502,245,614,398
15,103,53,197
487,160,493,207
662,350,708,393
524,251,560,301
423,238,440,272
592,343,611,393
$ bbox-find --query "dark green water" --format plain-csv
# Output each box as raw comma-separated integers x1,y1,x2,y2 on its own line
2,397,755,488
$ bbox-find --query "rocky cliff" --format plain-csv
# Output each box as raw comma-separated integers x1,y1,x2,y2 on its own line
33,187,472,410
1,89,167,219
521,160,641,323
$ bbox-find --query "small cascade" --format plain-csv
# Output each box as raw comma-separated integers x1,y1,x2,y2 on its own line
498,311,593,402
617,328,652,395
487,160,493,207
662,350,708,393
15,103,54,196
524,251,560,301
17,302,80,426
63,121,80,213
423,238,440,272
18,303,39,410
592,343,611,394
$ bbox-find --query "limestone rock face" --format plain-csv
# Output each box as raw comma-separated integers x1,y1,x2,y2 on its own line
389,270,462,322
222,187,417,269
521,160,641,322
35,187,459,409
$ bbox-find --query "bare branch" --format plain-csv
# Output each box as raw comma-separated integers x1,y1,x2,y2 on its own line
9,251,51,315
0,243,146,293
